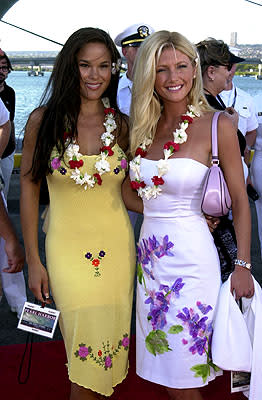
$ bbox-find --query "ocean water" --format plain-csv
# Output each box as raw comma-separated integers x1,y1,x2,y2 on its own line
6,71,262,144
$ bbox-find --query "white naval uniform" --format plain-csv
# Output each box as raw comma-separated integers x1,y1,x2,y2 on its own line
219,83,258,182
0,98,26,317
251,95,262,261
117,72,139,229
117,72,132,116
219,83,258,136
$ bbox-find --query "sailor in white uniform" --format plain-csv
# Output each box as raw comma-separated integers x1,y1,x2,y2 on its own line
114,23,154,231
219,57,258,181
114,23,154,116
0,98,26,318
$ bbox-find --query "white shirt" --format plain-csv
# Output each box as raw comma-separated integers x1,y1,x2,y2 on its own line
0,98,9,126
219,83,258,136
117,72,132,116
253,94,262,151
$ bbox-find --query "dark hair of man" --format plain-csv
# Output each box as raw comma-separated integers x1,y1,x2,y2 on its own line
0,52,13,72
29,27,125,183
195,38,231,75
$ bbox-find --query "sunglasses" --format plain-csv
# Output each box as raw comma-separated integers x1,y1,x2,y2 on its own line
216,63,233,71
0,66,9,72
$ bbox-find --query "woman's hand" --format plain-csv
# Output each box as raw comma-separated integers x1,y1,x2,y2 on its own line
28,261,52,304
3,236,25,273
231,266,254,300
205,215,220,232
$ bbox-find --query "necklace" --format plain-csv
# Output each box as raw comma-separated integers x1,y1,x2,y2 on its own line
50,98,117,190
130,105,199,200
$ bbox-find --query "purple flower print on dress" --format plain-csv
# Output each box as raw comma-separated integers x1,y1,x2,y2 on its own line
51,157,61,170
157,235,175,258
197,301,213,315
137,235,174,281
120,158,127,169
105,356,112,369
177,301,213,358
85,252,92,259
177,307,208,339
189,336,208,356
78,346,89,358
122,336,130,348
145,279,185,331
59,167,67,175
114,167,120,174
171,278,185,298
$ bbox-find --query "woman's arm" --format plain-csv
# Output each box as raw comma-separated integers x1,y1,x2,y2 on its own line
122,175,143,214
218,113,254,299
20,109,51,304
0,192,24,272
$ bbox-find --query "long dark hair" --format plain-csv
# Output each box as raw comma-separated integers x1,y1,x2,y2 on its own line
29,27,122,182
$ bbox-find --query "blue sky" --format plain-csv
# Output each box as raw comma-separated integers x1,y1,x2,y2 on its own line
0,0,261,51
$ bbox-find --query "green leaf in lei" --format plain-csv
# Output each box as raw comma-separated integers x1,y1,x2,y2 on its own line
145,330,172,356
168,325,184,334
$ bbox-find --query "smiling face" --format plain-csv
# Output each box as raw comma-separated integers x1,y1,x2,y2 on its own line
154,47,196,106
77,42,112,101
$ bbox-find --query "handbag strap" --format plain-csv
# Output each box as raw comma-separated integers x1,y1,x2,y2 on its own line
211,111,222,163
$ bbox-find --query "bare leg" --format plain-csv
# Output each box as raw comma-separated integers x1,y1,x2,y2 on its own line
70,383,107,400
166,387,203,400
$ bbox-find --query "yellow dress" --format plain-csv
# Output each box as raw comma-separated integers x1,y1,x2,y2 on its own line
45,143,136,396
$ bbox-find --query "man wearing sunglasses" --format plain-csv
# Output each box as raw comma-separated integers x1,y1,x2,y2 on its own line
219,51,258,170
0,49,27,319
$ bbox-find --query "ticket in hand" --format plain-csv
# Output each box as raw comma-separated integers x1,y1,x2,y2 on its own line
17,301,60,338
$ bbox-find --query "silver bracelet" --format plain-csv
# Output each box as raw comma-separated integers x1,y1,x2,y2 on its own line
234,259,252,271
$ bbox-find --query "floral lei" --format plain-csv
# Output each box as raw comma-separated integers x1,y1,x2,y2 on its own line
50,98,117,190
130,105,200,200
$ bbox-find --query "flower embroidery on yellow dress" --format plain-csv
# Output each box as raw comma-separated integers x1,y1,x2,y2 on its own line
74,333,130,371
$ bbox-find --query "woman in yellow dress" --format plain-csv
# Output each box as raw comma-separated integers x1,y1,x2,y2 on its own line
20,27,136,399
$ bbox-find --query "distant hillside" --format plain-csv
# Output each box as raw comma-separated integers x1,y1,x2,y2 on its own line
237,44,262,59
6,51,59,57
5,44,262,60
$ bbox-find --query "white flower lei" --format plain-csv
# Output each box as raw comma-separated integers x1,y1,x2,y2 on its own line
130,105,200,200
65,97,117,190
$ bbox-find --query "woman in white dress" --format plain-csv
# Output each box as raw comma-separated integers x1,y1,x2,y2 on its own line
122,31,254,400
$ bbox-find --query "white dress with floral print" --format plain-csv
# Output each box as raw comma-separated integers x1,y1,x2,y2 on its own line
132,157,221,388
45,144,136,396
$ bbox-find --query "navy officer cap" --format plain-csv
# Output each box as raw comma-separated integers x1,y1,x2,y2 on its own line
114,23,154,48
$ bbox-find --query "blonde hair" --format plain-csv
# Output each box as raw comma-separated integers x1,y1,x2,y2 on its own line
130,30,211,155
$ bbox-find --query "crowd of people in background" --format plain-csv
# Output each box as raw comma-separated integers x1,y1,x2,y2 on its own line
0,23,262,400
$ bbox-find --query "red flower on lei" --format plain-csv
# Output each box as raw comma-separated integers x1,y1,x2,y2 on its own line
93,173,102,185
151,176,164,186
135,147,147,158
69,159,84,169
104,107,116,116
181,115,194,124
100,146,114,156
163,141,180,152
130,180,146,190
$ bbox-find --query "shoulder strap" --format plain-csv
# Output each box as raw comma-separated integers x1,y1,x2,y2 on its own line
211,111,221,162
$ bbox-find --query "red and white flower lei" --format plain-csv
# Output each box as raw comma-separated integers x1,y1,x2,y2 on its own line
51,98,117,190
130,105,200,200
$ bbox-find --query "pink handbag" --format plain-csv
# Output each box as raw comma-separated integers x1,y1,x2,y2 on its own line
201,111,231,217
